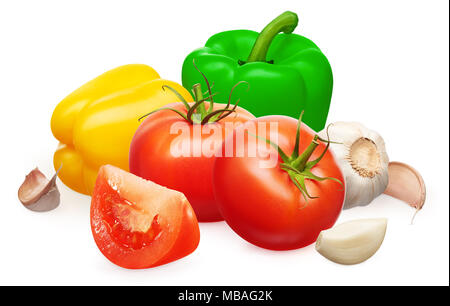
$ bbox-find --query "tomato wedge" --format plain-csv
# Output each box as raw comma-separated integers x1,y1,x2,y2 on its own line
90,165,200,269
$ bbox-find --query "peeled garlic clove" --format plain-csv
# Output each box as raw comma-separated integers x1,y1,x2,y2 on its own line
318,122,389,209
18,167,61,212
384,161,426,223
315,218,387,265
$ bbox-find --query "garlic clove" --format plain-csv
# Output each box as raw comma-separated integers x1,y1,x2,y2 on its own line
384,161,426,223
18,167,61,212
315,218,387,265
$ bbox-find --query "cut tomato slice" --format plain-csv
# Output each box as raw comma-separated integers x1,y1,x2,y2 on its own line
90,165,200,269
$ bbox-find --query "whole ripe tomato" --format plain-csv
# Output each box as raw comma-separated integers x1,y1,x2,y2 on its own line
91,165,199,269
213,114,345,250
129,82,255,222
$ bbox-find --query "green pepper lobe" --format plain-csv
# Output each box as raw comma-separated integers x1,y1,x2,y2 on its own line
182,11,333,132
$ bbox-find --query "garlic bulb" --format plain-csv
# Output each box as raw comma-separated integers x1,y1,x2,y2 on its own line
318,122,389,209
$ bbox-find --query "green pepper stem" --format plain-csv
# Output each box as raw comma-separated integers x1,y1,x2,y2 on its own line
246,11,298,63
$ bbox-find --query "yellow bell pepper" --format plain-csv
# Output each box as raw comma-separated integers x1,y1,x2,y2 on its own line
51,64,193,195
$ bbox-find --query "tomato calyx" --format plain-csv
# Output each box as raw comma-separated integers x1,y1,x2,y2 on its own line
139,60,249,125
253,112,343,202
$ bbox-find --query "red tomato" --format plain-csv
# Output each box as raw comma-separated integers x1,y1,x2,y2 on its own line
129,102,254,222
90,165,199,269
213,116,345,250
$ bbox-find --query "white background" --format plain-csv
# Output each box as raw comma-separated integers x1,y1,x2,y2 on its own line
0,0,448,286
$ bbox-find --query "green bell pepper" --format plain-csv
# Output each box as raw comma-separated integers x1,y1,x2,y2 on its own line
182,11,333,131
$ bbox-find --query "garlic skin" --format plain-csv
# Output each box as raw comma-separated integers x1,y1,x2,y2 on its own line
319,122,389,209
18,167,61,212
384,161,426,224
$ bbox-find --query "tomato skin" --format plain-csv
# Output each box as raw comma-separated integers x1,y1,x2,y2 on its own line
129,102,254,222
90,165,200,269
213,116,345,250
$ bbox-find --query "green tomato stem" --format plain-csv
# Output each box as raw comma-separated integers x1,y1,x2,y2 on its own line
246,115,341,202
291,135,319,171
246,11,299,63
192,83,207,117
140,69,246,126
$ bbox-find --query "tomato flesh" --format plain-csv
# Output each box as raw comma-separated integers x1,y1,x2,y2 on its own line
91,165,200,269
100,191,162,250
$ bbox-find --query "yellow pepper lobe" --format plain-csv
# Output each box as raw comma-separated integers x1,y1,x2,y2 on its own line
53,143,86,194
51,64,193,195
51,64,160,145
